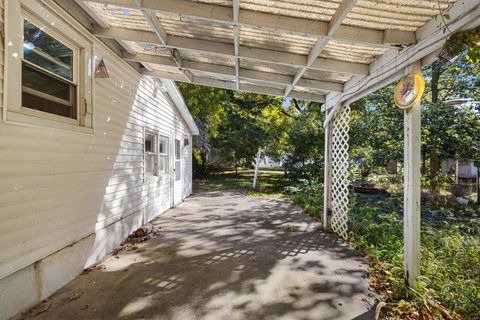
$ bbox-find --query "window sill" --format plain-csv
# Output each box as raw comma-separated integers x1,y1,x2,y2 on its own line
5,110,94,135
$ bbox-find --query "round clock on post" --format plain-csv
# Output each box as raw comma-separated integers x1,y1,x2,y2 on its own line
394,73,426,109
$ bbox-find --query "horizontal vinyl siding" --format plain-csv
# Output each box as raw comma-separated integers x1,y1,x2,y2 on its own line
0,2,193,279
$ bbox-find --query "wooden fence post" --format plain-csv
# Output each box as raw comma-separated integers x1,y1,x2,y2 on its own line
253,147,261,189
324,111,333,229
403,62,422,289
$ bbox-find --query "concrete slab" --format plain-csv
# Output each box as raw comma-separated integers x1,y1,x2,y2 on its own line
15,190,376,320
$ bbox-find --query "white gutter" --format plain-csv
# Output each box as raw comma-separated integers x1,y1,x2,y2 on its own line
162,79,199,135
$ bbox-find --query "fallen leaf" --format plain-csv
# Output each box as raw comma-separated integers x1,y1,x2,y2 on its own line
30,300,52,316
94,264,106,271
70,292,83,301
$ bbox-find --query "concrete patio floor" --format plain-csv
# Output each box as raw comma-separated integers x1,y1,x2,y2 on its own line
18,190,376,320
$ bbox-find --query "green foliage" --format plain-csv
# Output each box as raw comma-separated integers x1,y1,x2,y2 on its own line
282,101,325,181
443,26,480,65
349,196,480,318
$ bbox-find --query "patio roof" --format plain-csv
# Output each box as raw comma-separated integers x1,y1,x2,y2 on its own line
71,0,479,104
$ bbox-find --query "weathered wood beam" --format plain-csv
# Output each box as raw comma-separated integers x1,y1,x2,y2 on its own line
94,27,369,76
142,71,325,102
134,1,191,82
83,0,415,48
285,0,357,97
124,52,343,92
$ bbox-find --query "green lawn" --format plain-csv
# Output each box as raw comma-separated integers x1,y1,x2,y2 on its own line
194,169,289,195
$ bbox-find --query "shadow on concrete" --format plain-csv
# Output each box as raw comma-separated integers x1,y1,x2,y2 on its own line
25,190,375,320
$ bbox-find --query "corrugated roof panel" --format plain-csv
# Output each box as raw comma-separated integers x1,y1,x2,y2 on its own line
239,26,317,55
320,40,389,64
344,0,457,31
180,50,236,67
302,69,352,83
240,59,297,76
240,0,341,21
156,14,234,44
84,2,152,32
123,41,172,57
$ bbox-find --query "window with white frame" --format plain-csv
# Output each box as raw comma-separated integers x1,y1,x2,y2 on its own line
144,132,158,177
158,136,169,174
5,0,93,131
22,19,78,119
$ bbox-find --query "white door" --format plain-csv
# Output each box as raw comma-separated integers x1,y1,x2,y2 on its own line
172,137,183,206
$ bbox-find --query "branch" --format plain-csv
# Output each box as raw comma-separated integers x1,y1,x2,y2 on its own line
280,109,297,119
292,98,303,113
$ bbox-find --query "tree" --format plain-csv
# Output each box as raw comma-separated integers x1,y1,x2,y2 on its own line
422,55,480,191
177,83,230,176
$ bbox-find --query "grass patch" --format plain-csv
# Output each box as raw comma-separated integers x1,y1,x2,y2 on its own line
194,169,289,196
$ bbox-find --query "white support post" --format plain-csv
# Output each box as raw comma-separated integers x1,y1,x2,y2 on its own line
403,61,422,289
323,113,332,229
253,147,261,189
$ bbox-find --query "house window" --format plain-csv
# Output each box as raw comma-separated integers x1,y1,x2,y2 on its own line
5,0,94,132
158,136,169,174
175,139,181,181
22,19,78,120
145,132,158,177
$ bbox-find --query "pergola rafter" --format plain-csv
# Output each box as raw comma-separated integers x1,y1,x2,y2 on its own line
84,0,416,49
93,26,369,75
133,0,192,82
284,0,357,96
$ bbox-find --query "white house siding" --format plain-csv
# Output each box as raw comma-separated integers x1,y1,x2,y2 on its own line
0,1,193,318
441,159,477,178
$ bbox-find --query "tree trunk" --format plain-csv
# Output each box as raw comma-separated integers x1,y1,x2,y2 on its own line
421,148,426,175
429,61,441,193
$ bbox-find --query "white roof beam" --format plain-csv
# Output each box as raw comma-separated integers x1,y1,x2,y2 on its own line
134,1,192,82
124,52,342,92
284,0,357,97
143,70,325,103
83,0,414,49
94,27,368,76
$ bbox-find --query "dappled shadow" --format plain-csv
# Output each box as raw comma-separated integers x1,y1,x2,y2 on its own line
27,190,375,320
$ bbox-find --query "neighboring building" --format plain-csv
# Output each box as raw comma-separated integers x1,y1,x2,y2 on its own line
0,1,198,318
258,155,284,169
441,159,478,179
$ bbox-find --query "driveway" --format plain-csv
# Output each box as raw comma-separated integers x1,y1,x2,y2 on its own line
22,190,375,320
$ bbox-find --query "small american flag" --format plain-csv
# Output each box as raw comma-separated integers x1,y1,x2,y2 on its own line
95,57,109,78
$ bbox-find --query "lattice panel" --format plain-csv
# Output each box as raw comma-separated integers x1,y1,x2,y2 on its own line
330,105,350,240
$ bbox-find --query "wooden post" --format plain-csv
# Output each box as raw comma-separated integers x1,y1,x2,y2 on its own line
323,112,333,229
253,147,261,189
476,163,480,205
403,62,422,289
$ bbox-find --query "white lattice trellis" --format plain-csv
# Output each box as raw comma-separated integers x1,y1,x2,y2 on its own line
330,105,350,239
